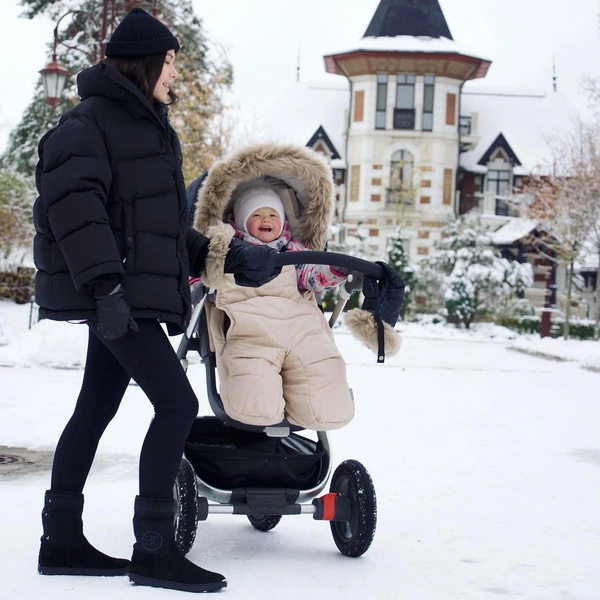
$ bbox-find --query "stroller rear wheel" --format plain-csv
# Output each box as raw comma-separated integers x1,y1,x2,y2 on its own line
247,514,282,531
174,457,199,555
329,459,377,557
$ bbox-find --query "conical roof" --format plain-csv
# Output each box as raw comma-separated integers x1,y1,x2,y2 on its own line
364,0,453,40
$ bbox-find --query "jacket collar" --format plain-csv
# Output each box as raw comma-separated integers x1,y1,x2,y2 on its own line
77,61,168,132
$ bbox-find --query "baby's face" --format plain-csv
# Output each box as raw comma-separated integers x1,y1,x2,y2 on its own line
246,207,282,243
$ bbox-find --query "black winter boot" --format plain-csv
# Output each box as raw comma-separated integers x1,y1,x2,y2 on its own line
38,490,130,576
129,496,227,593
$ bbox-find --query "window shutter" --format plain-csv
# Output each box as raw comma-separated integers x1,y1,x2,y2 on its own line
443,169,453,205
353,90,364,122
350,165,361,201
446,93,456,126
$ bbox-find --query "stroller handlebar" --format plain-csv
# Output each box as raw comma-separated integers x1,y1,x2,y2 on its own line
273,251,384,279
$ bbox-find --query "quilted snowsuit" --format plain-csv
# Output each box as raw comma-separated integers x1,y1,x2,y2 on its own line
192,143,355,430
207,266,354,429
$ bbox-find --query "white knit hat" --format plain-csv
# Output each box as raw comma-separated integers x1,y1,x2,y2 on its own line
233,187,286,236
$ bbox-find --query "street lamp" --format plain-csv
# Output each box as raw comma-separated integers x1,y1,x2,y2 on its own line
40,56,71,110
40,3,114,109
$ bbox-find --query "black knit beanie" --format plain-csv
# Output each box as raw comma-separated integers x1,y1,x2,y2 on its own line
105,8,180,58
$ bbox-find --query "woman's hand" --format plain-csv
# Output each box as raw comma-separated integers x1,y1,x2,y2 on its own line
95,284,139,340
224,238,282,287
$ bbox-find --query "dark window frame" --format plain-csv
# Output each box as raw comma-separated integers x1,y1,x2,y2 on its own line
422,74,435,131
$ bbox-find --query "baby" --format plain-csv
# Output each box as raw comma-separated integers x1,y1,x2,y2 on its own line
207,185,354,431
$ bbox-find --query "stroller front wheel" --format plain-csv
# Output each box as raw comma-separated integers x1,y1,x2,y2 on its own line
329,459,377,557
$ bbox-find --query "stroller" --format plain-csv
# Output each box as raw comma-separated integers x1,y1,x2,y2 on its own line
172,143,386,558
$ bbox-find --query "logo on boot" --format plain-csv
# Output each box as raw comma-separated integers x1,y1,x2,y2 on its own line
141,531,163,552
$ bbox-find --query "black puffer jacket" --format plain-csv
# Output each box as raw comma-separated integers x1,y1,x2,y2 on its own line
33,61,209,334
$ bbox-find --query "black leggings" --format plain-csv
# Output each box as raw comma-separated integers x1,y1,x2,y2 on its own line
50,319,199,498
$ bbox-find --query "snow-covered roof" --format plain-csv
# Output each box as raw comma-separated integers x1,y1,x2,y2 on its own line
460,85,579,175
490,218,537,245
264,79,349,161
326,35,488,62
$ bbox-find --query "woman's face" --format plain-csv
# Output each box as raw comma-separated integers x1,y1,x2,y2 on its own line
152,50,178,103
246,207,282,243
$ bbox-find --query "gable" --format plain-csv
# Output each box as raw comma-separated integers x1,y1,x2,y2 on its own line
306,125,341,160
478,133,521,166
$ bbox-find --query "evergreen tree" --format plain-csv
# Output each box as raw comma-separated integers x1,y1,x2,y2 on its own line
0,168,36,267
386,226,415,317
2,0,232,181
421,212,533,328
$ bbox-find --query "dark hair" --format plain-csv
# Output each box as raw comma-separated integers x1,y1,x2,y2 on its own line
105,53,179,105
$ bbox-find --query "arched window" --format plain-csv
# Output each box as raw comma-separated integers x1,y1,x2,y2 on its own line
387,150,414,206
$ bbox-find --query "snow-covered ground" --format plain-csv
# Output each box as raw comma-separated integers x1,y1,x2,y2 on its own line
1,298,599,599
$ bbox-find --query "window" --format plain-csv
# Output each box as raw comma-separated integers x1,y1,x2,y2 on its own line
422,74,435,131
375,73,387,129
394,74,415,130
487,170,511,195
388,150,414,204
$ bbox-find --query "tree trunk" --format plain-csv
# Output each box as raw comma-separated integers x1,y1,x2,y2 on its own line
564,257,575,340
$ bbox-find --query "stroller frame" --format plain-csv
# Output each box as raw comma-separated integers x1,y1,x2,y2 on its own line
173,252,382,557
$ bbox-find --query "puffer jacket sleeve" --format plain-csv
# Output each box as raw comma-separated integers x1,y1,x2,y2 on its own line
286,238,347,293
186,227,210,277
38,113,124,291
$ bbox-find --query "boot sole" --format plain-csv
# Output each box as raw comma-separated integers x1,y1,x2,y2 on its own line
39,565,130,576
129,573,227,593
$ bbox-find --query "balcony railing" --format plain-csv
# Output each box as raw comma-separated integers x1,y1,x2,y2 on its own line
386,188,414,207
393,108,415,130
459,116,472,135
495,196,519,217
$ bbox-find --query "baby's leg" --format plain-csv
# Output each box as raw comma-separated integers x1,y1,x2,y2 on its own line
218,345,286,426
282,348,355,430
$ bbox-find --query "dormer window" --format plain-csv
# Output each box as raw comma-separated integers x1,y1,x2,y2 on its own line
486,169,511,196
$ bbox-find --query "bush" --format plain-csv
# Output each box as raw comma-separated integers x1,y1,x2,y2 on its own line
498,314,595,339
0,266,35,303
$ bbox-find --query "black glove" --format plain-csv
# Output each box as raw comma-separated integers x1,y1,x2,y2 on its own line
362,262,405,327
95,283,139,341
223,238,282,287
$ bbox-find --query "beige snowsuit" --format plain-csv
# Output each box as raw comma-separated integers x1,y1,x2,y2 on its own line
193,142,359,430
206,266,354,430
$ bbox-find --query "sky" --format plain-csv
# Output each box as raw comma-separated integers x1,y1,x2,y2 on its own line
1,0,600,152
1,298,600,598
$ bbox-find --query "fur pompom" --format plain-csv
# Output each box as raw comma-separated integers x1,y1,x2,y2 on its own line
345,308,402,358
202,222,235,289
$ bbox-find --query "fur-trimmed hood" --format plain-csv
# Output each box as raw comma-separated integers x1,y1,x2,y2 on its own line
192,143,335,251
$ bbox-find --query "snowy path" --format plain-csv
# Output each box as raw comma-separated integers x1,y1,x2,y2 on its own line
1,330,599,599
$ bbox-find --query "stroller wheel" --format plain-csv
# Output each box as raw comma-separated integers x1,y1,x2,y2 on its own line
247,514,282,532
173,457,199,556
329,459,377,557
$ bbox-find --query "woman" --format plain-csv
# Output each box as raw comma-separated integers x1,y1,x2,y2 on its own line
33,7,279,593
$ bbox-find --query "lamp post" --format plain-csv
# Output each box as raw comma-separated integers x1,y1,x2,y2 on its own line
40,2,115,109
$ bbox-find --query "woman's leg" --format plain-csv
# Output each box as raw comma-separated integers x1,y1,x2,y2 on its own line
51,326,131,492
41,327,132,575
89,319,199,498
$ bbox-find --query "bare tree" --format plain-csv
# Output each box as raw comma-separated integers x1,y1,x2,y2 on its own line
521,120,600,338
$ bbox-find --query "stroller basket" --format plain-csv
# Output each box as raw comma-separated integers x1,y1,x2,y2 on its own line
184,417,326,490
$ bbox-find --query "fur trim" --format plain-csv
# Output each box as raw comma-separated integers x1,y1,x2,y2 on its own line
193,142,335,250
202,222,235,289
345,309,402,359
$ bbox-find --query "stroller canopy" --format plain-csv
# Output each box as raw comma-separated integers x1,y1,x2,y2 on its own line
192,142,336,251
